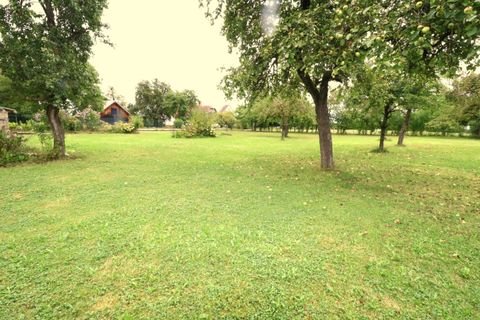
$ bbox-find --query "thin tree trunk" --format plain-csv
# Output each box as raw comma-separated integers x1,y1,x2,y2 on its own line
46,105,65,157
397,108,412,146
378,104,391,152
281,125,289,140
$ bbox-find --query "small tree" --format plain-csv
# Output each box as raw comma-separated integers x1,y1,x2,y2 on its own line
448,73,480,137
217,112,237,129
252,94,312,140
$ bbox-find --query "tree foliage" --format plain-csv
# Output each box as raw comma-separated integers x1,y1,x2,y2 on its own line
131,80,199,127
448,73,480,136
252,94,313,139
202,0,480,168
0,0,108,156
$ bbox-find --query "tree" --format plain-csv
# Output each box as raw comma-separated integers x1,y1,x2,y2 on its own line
164,90,199,120
252,94,312,140
217,111,236,129
448,73,480,137
203,1,480,168
203,0,381,168
381,1,480,76
341,66,437,152
131,81,199,127
395,79,445,145
0,72,36,115
131,80,172,127
106,87,128,108
0,0,108,157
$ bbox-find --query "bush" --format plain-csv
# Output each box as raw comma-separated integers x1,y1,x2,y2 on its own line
131,115,144,129
217,112,236,129
111,122,137,134
177,109,216,138
77,108,102,131
173,118,184,129
0,132,30,166
61,112,82,132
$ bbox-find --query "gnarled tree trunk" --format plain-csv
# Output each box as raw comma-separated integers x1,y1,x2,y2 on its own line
46,105,65,157
397,108,412,146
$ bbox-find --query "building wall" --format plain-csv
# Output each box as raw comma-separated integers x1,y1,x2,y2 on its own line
0,110,9,132
100,104,130,124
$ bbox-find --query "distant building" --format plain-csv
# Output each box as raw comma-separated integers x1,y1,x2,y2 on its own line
219,105,235,113
197,105,217,113
0,107,16,133
100,102,130,124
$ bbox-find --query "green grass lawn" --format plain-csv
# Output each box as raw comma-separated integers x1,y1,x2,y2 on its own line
1,131,479,319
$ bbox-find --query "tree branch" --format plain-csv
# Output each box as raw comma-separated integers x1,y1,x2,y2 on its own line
39,0,55,27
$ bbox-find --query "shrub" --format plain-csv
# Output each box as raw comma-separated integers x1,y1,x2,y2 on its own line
217,112,236,129
61,112,82,132
131,115,144,129
111,122,137,134
173,118,184,129
178,109,216,138
0,132,30,166
77,108,102,131
8,122,19,131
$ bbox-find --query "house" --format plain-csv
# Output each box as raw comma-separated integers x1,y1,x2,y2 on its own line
100,102,130,124
0,107,16,133
198,105,217,113
219,105,235,113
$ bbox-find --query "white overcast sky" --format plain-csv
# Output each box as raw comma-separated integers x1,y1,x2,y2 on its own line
90,1,239,108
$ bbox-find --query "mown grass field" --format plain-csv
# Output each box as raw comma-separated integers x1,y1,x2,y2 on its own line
1,131,479,319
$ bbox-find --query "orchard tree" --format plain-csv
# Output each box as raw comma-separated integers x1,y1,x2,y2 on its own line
395,80,446,145
252,94,312,140
381,1,480,76
217,111,236,129
203,0,380,168
448,73,480,137
0,0,108,157
342,65,439,152
202,0,480,169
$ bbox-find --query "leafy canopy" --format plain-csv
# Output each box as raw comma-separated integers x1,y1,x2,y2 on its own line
0,0,108,109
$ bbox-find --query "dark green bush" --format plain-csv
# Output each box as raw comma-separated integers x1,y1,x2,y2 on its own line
0,132,30,166
131,115,144,129
173,118,184,129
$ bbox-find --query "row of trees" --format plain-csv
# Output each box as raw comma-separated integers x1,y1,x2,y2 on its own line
333,73,480,142
232,71,479,149
202,0,480,169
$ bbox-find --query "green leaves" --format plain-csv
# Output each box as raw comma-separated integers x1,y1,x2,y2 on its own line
0,0,108,109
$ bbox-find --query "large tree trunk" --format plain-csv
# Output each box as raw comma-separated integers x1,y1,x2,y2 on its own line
46,105,66,157
298,70,334,169
397,108,412,146
315,78,334,169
